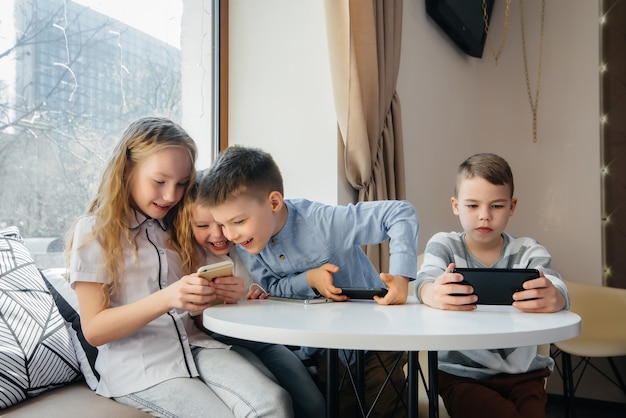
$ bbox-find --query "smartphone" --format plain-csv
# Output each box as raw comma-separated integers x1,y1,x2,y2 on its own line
190,260,234,316
451,268,540,305
267,295,334,304
339,287,388,300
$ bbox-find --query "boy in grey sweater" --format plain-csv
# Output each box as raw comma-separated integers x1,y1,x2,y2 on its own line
415,153,569,418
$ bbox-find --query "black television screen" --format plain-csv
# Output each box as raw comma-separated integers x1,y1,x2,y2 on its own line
425,0,495,58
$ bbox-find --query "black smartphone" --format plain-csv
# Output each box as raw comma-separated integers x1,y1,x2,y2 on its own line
339,287,388,300
451,268,540,305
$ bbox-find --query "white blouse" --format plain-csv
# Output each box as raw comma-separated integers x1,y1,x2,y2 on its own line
69,211,227,398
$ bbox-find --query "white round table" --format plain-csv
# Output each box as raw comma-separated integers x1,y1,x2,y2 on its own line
204,298,581,418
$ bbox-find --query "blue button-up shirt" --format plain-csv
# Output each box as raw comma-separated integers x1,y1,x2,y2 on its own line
237,198,419,298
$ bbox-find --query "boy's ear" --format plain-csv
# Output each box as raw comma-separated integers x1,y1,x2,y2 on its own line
268,191,284,213
451,196,460,215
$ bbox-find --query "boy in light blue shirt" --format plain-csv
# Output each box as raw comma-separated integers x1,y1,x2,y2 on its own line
199,145,419,418
190,169,326,418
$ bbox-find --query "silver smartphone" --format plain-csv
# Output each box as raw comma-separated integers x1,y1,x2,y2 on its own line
267,295,333,304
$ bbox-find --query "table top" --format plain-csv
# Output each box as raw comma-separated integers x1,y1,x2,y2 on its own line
203,297,581,351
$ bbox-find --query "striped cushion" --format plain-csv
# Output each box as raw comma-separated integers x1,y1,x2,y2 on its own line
0,226,80,409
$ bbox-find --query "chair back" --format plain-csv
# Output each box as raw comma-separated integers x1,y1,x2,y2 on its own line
558,280,626,357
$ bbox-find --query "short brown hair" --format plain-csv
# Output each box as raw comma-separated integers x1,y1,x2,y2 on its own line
455,153,514,198
198,145,284,206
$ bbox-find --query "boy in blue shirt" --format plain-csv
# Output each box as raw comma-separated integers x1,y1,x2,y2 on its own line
416,153,569,418
190,169,326,418
199,145,419,418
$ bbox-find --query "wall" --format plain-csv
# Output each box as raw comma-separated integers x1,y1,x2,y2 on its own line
227,0,343,205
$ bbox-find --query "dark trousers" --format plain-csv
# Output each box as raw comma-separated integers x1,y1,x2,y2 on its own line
438,367,551,418
315,351,408,418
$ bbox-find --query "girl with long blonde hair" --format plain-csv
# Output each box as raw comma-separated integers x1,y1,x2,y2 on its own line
66,117,292,417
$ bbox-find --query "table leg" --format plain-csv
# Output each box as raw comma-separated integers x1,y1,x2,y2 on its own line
561,351,575,418
428,351,439,418
407,351,418,418
356,350,365,417
327,349,339,418
328,350,411,417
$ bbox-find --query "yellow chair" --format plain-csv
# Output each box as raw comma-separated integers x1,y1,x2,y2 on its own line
552,280,626,418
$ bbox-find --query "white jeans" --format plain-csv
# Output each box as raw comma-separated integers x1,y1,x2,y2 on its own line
212,335,326,418
114,346,293,418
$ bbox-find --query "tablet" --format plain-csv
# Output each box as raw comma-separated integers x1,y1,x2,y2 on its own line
339,287,388,300
451,268,540,305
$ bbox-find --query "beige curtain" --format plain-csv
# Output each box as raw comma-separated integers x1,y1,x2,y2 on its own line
325,0,405,272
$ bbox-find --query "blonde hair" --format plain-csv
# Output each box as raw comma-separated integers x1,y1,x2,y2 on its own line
184,168,211,274
66,117,198,301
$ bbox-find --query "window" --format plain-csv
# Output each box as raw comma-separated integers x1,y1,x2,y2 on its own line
0,0,219,268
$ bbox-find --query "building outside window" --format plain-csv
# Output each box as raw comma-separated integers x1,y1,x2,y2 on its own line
0,0,216,268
